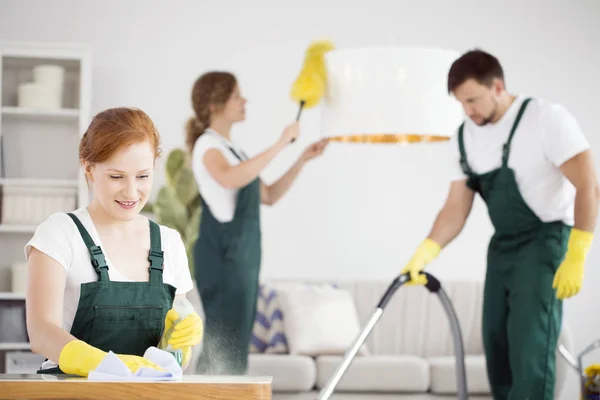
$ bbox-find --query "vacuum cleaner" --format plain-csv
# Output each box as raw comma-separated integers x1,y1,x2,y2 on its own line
317,272,468,400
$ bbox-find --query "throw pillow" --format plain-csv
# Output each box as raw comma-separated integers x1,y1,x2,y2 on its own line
276,284,369,357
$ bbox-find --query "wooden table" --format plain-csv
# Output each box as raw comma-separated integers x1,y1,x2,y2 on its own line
0,373,272,399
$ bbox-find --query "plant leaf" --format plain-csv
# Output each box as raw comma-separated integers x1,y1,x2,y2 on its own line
153,186,187,234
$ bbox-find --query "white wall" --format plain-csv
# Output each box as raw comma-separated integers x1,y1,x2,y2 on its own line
1,0,598,397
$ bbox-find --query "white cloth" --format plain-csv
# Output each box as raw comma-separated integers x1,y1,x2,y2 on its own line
191,128,249,223
88,347,182,381
447,94,589,225
24,207,194,335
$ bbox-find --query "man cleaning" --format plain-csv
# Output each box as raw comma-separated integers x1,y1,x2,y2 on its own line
401,49,599,399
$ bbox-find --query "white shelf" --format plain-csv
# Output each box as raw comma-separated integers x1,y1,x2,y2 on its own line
0,42,91,375
0,224,37,233
0,178,79,188
0,343,31,351
1,106,79,120
0,292,25,300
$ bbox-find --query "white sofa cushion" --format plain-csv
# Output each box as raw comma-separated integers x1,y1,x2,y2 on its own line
248,354,316,391
428,355,490,394
315,355,429,392
276,285,369,356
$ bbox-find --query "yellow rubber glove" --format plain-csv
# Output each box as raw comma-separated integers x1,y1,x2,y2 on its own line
181,346,192,367
401,238,442,285
162,309,203,349
552,228,593,300
58,340,165,377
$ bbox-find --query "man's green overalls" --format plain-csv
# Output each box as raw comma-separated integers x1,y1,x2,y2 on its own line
38,212,176,374
458,98,570,399
193,140,261,375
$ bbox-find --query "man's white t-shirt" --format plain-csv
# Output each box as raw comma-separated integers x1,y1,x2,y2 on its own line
447,94,590,226
191,129,249,223
24,207,194,345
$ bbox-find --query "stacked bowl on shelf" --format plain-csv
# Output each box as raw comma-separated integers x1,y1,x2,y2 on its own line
17,64,65,109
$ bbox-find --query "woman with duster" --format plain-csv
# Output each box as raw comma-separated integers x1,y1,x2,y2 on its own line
188,68,328,375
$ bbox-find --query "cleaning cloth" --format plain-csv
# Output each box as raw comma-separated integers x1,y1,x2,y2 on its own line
87,347,183,381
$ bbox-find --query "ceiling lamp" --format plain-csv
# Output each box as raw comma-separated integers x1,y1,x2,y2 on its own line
320,47,464,144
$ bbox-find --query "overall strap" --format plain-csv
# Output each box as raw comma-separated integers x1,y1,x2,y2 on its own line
207,129,247,162
458,123,475,177
502,98,532,167
227,146,244,162
66,213,109,281
147,220,164,284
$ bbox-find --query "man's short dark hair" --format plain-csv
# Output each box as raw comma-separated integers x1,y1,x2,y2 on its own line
447,49,504,93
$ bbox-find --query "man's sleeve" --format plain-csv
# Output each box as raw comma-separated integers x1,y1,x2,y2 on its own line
542,104,590,168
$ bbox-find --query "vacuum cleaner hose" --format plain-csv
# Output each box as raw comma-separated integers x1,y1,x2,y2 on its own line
318,272,469,400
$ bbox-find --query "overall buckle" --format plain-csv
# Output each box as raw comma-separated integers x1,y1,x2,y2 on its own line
148,249,164,271
90,245,108,271
459,158,470,175
502,143,510,163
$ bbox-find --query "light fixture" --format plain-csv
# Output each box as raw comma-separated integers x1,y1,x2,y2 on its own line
320,47,464,144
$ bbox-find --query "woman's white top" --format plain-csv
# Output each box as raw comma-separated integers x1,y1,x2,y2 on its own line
191,128,249,223
24,207,194,337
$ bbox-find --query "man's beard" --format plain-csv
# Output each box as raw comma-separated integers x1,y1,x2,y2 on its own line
475,98,499,126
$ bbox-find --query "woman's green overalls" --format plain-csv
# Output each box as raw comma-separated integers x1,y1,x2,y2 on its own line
193,142,261,375
37,212,176,374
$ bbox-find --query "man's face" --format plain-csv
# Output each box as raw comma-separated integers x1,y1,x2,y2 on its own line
452,78,503,126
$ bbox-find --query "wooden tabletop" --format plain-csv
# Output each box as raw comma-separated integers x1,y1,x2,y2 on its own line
0,373,272,399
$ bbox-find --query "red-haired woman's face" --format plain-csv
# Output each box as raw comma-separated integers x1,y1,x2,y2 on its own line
85,140,154,221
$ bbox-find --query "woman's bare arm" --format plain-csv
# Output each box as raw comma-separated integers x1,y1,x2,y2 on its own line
203,122,299,190
203,141,286,190
26,248,77,363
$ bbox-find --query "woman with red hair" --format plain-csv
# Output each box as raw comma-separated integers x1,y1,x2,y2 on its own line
24,107,203,377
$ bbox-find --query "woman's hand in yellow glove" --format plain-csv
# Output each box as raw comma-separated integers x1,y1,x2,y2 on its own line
181,346,192,368
58,340,164,377
163,309,204,350
553,228,593,300
401,238,442,285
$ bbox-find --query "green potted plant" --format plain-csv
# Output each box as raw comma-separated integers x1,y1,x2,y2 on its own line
143,148,201,275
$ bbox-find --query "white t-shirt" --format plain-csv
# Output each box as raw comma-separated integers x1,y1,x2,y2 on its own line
191,129,249,223
24,207,194,336
447,94,590,225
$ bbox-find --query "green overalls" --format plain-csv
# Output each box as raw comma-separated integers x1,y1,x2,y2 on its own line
193,142,261,375
37,212,176,374
458,98,570,399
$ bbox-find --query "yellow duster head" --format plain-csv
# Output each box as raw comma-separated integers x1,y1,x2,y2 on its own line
305,40,335,62
290,39,335,109
290,65,324,109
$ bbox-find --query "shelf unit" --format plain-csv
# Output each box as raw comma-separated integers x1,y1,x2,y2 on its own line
0,40,91,373
0,292,25,301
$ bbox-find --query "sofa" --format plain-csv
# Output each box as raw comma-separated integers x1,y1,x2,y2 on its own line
185,278,574,399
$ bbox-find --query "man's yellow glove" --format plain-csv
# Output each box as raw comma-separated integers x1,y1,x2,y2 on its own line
552,228,593,300
58,340,165,377
161,309,204,366
401,238,442,285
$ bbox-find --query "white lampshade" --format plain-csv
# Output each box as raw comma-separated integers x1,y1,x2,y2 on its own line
321,47,464,143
